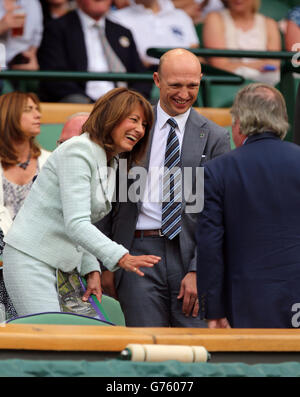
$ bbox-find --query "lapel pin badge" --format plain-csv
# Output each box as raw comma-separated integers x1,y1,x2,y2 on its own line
119,36,130,48
200,132,205,138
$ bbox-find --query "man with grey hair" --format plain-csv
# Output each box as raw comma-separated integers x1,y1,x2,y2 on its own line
196,82,300,328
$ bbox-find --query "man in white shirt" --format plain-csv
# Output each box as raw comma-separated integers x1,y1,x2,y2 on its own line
38,0,151,103
110,0,199,67
99,48,231,327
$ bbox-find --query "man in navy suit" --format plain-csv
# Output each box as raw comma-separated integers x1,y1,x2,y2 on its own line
37,0,152,102
196,82,300,328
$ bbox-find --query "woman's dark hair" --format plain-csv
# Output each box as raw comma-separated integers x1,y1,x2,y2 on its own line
82,87,154,168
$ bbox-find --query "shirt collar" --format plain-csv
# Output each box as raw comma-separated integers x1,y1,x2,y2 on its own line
157,101,191,135
77,8,106,30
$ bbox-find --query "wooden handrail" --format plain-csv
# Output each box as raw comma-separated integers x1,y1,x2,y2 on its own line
0,324,299,352
40,103,232,127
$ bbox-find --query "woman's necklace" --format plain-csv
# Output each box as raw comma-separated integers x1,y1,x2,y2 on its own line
16,151,31,170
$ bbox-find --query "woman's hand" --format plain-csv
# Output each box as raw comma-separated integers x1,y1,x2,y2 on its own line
118,253,161,276
82,270,102,303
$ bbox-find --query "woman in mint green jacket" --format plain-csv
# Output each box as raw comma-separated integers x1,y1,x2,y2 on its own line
3,87,160,317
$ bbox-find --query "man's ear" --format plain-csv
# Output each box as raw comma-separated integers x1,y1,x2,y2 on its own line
153,72,160,88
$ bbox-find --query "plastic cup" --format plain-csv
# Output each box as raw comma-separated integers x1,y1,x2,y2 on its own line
11,8,26,37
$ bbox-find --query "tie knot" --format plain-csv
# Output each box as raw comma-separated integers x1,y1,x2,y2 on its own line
167,118,177,129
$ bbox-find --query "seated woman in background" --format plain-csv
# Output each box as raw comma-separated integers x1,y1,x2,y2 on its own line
285,6,300,51
0,91,51,319
0,92,51,235
3,87,160,318
203,0,281,85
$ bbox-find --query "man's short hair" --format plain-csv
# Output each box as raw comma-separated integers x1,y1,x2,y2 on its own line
230,83,289,140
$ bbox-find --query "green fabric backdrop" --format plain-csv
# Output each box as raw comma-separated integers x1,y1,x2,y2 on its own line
0,359,300,377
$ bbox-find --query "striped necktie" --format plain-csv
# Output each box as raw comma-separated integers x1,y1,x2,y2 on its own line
161,118,182,240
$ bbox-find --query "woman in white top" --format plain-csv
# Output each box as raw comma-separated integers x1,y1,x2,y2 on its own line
202,0,281,85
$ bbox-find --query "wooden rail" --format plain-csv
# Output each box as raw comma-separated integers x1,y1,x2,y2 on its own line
40,102,232,127
0,324,299,353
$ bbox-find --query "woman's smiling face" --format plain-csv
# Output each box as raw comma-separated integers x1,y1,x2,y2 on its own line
110,104,147,156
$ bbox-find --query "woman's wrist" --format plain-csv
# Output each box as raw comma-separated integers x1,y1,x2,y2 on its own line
118,253,129,267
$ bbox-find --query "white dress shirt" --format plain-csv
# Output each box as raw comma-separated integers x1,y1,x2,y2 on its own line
110,0,199,65
136,102,191,230
77,9,114,101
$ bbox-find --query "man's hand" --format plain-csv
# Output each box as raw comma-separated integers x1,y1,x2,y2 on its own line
118,253,160,277
208,318,231,328
101,270,118,300
0,3,25,35
177,271,199,317
11,48,39,71
82,271,102,303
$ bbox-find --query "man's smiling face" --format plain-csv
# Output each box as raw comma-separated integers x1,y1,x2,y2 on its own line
153,50,202,117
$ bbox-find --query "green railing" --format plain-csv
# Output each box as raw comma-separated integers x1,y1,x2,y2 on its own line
147,48,298,62
0,68,244,109
0,69,243,88
0,71,154,82
0,48,298,140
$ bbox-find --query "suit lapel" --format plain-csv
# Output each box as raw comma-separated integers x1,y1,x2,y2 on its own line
181,108,209,169
180,109,209,211
134,107,157,212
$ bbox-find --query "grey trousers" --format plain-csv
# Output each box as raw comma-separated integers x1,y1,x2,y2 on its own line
116,235,207,328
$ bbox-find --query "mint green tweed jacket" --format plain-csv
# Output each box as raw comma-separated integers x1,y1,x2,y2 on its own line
4,133,128,276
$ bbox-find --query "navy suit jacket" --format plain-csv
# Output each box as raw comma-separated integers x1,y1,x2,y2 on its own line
196,132,300,328
37,10,152,101
293,83,300,145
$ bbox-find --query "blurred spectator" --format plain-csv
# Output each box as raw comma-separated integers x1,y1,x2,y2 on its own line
0,92,51,235
203,0,281,86
0,91,51,320
110,0,199,68
39,0,76,25
56,112,90,145
38,0,152,103
285,6,300,51
172,0,224,24
111,0,129,9
0,0,43,71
